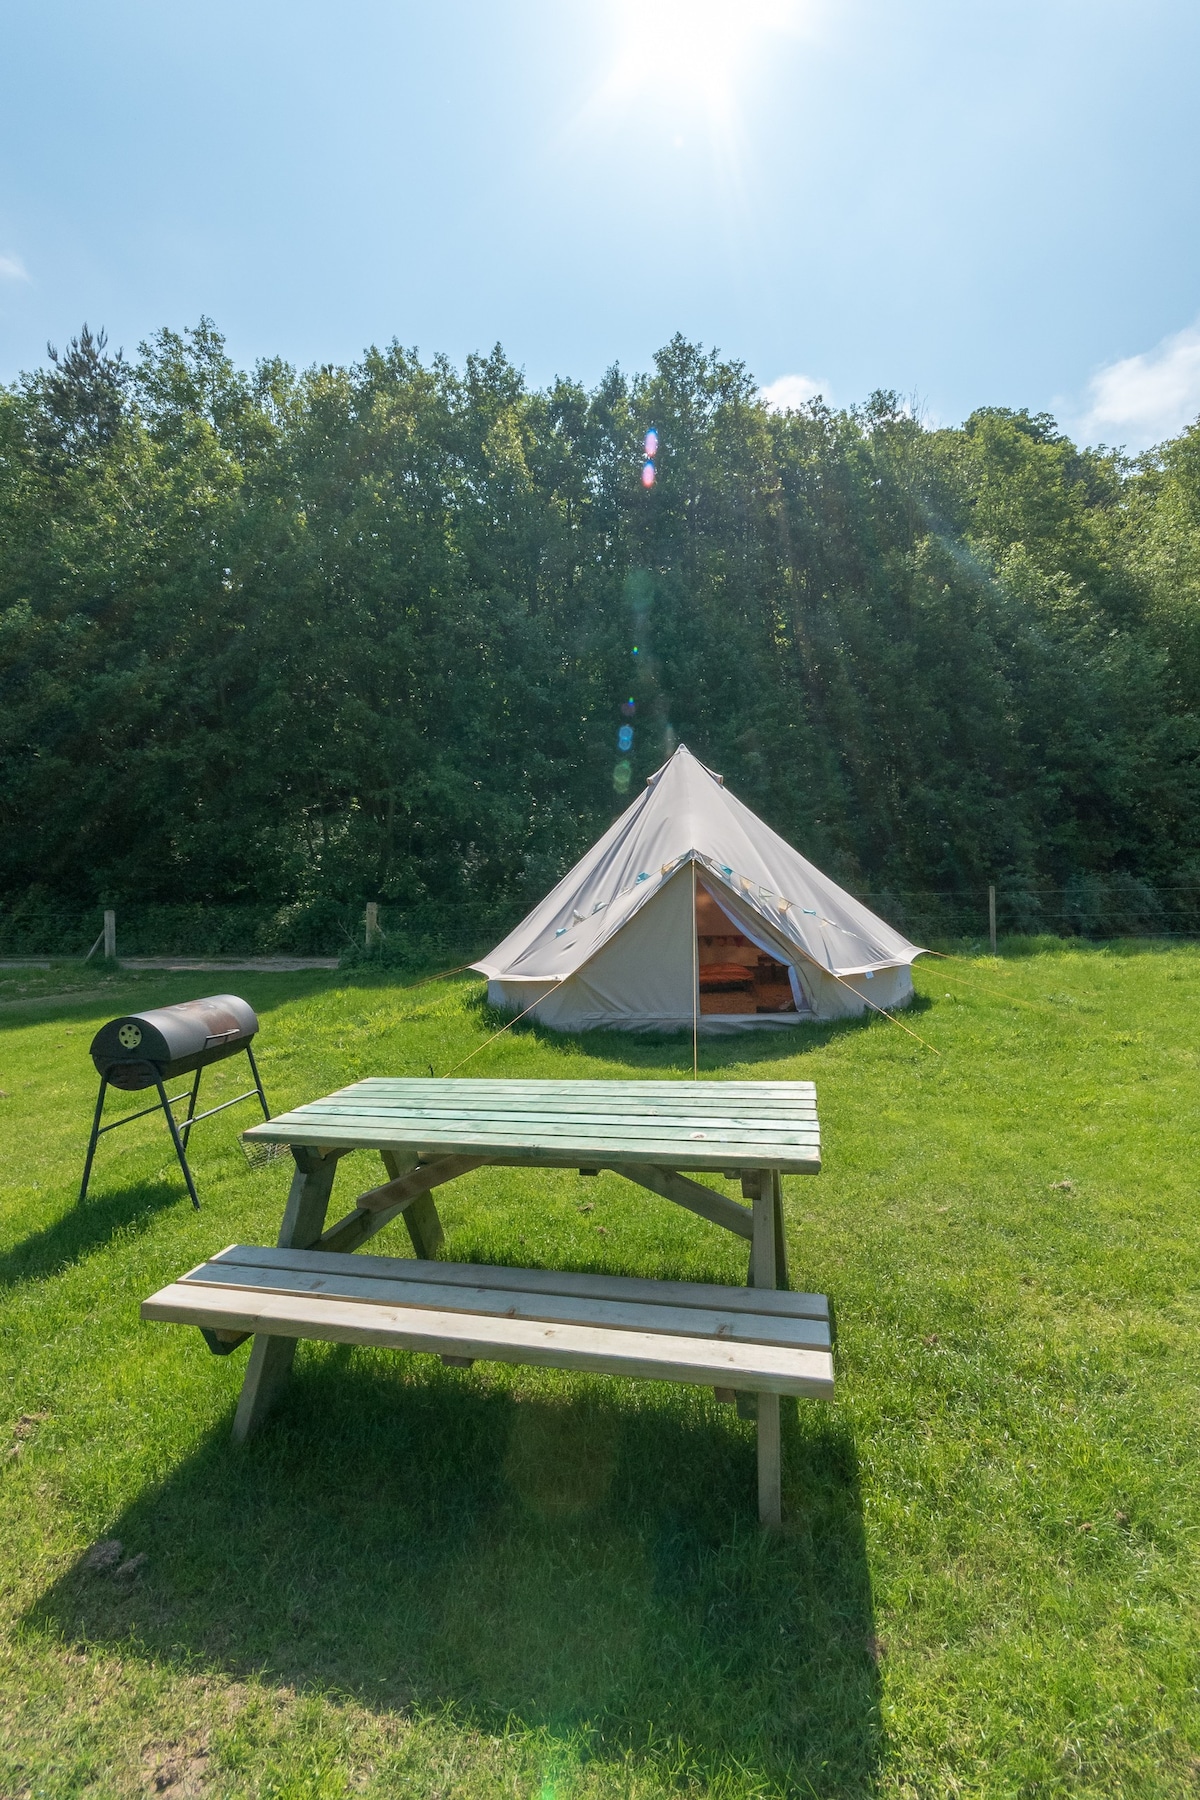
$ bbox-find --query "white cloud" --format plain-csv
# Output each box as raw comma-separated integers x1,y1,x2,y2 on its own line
0,253,29,282
759,371,829,412
1071,320,1200,450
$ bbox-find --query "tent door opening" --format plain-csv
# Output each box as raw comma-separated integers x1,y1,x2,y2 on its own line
695,882,797,1016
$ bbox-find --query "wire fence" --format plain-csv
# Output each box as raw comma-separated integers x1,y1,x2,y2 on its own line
0,898,512,965
855,877,1200,945
3,876,1200,963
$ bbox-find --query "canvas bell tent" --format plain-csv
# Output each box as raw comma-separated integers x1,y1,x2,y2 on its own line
474,745,924,1033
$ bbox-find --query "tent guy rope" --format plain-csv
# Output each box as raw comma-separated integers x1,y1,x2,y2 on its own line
438,980,565,1077
923,952,1067,1014
821,964,941,1053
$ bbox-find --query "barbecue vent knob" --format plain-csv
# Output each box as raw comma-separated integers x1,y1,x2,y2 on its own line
118,1024,143,1049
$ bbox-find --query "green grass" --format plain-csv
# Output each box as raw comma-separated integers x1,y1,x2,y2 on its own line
1,944,1198,1798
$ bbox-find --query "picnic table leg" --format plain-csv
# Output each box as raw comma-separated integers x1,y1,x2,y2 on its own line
232,1147,341,1443
771,1171,790,1290
382,1149,445,1259
752,1170,782,1528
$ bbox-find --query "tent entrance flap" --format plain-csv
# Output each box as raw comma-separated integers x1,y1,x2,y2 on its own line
695,882,803,1016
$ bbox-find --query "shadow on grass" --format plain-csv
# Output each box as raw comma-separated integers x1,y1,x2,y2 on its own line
0,1180,183,1289
463,983,935,1073
29,1352,880,1796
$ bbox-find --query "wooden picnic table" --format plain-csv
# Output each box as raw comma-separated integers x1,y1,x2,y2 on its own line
187,1078,824,1522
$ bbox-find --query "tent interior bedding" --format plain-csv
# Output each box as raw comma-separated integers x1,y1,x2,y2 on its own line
475,746,924,1033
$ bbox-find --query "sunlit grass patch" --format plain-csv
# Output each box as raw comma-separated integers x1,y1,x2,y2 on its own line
1,945,1198,1796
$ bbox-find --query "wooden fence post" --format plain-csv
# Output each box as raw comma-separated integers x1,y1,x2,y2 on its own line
365,902,380,948
988,885,996,955
103,910,116,960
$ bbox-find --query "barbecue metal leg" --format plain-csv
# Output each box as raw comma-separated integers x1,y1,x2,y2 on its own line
178,1066,204,1151
78,1077,109,1204
244,1042,271,1121
155,1076,202,1210
232,1146,341,1443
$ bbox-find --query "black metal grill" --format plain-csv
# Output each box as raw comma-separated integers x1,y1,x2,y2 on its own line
81,994,270,1209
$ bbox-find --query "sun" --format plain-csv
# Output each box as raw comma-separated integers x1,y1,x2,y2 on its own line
605,0,806,120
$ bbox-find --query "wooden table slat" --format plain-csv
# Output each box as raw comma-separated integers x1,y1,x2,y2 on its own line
329,1080,816,1094
343,1079,816,1094
274,1087,818,1106
242,1127,820,1171
291,1096,818,1116
180,1257,831,1350
277,1109,817,1133
247,1111,819,1141
288,1084,817,1106
143,1282,836,1398
211,1244,831,1319
245,1124,820,1150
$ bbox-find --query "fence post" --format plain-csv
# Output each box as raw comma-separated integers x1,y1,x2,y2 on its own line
988,885,996,955
365,902,380,948
103,909,116,960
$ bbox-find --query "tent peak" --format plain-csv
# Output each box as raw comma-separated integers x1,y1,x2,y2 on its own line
646,743,724,788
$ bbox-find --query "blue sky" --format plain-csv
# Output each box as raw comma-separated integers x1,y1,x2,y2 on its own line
2,0,1198,447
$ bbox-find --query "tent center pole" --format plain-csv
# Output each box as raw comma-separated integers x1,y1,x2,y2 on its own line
691,858,699,1080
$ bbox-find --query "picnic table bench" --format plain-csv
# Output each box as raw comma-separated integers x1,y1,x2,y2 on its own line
142,1078,830,1524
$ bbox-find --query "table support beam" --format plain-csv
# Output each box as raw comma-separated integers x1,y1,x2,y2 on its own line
752,1169,782,1528
356,1154,489,1214
382,1149,446,1259
232,1146,344,1442
313,1154,484,1257
316,1196,409,1256
616,1165,754,1239
772,1171,790,1292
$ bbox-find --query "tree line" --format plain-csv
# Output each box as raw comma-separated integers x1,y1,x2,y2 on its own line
2,320,1198,947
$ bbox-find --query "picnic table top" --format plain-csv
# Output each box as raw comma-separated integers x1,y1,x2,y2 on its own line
243,1076,821,1174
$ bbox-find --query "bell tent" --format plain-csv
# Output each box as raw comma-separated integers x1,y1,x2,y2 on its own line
474,745,924,1032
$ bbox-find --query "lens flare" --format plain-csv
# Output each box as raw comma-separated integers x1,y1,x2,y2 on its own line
617,724,633,750
644,429,659,457
613,760,632,793
621,697,635,717
641,461,656,488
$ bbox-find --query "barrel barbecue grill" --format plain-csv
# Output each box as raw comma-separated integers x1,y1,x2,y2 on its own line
81,994,271,1208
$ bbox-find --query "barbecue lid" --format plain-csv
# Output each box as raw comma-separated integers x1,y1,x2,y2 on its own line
90,994,259,1075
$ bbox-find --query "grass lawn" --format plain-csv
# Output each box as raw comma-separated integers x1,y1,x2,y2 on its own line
0,944,1197,1799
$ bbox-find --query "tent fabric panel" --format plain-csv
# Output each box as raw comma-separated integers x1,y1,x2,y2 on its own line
803,964,915,1017
548,868,696,1029
486,979,562,1015
489,872,696,1033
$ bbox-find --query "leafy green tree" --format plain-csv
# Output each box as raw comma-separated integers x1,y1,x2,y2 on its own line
2,321,1199,944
